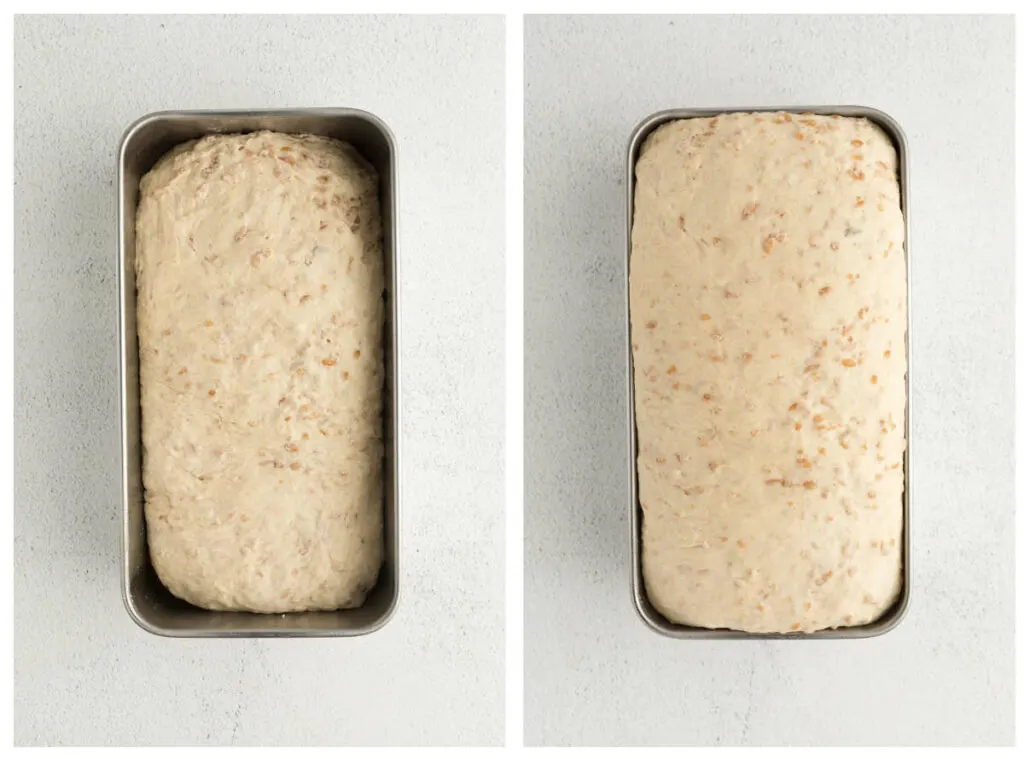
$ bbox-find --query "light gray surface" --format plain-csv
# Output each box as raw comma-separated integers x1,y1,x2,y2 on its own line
524,14,1014,747
14,15,505,746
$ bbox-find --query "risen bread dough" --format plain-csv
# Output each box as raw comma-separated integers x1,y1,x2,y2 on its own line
631,112,906,633
136,131,384,613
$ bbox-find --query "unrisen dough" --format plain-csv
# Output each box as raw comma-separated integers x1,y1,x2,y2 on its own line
136,131,384,613
631,112,906,633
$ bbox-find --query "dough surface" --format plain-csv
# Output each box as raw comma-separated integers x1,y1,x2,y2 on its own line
630,112,906,633
136,131,384,613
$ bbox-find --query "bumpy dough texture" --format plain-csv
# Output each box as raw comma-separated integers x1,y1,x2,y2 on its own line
631,112,907,633
136,131,384,613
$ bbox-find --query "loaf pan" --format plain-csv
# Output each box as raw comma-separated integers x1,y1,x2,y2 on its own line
625,106,911,639
118,109,400,637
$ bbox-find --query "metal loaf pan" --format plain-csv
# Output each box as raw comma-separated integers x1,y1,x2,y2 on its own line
118,109,400,637
626,106,911,639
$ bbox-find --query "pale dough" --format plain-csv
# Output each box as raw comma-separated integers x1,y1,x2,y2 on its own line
136,131,384,613
630,112,907,633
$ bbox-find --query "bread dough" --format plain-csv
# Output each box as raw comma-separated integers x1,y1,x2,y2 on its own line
630,112,906,633
136,131,384,613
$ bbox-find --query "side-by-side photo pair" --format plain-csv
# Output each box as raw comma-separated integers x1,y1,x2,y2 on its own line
11,11,1015,749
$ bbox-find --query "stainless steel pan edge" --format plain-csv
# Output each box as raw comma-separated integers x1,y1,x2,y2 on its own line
118,109,401,637
625,106,911,640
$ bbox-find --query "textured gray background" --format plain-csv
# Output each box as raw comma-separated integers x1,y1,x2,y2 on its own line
524,14,1014,747
14,15,504,746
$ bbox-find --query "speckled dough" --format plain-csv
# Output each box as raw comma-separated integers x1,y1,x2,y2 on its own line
136,131,384,613
631,112,907,633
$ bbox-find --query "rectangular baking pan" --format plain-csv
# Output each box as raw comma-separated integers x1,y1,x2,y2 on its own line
118,109,400,637
626,106,911,639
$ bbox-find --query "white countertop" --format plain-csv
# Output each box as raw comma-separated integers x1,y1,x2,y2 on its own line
14,15,505,746
524,15,1014,747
